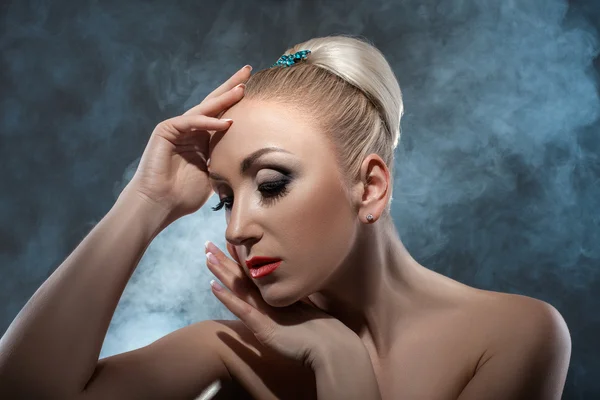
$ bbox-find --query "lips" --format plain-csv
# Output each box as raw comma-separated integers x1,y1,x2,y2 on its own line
246,256,282,269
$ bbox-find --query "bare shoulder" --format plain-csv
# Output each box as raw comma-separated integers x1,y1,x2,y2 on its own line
441,286,572,398
202,319,317,400
461,288,572,375
468,288,570,343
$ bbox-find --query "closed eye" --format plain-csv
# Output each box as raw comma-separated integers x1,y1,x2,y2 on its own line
211,178,291,212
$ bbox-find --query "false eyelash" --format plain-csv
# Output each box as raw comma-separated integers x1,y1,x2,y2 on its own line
211,179,290,212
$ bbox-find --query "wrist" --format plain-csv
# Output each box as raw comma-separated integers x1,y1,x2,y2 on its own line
311,334,366,371
114,185,171,238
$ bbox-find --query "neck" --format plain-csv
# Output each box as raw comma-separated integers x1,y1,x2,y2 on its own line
308,218,431,357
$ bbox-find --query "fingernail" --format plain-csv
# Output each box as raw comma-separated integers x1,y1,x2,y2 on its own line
243,65,252,71
221,119,233,123
234,83,246,90
205,241,219,254
206,252,219,265
210,279,223,291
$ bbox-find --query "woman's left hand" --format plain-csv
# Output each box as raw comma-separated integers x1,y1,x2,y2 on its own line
204,241,360,369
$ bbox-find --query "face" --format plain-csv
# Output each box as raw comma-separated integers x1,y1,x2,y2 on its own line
208,99,359,307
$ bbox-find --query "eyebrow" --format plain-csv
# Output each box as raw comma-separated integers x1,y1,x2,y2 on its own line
208,147,293,181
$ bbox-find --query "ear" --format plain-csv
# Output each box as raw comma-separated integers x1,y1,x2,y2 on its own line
226,242,243,265
351,154,390,223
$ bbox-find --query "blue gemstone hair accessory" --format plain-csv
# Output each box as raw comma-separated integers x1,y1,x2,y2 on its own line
270,50,311,68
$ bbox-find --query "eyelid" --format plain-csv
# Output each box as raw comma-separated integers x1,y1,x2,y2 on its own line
212,164,293,186
210,156,299,181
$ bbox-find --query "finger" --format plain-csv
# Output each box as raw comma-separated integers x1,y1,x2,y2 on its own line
299,297,318,307
205,246,253,296
206,251,246,294
205,241,246,280
205,65,252,101
162,114,233,134
183,83,245,117
183,66,251,116
210,280,271,336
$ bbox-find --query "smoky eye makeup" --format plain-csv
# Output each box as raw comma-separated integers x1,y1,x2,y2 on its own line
210,168,295,212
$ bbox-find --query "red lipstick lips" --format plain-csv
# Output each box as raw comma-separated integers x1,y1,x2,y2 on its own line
246,256,282,279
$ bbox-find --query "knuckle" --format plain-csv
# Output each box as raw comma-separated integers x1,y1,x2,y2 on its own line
157,118,174,130
243,301,256,316
256,322,277,344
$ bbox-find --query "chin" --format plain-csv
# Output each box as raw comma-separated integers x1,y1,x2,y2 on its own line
259,287,301,308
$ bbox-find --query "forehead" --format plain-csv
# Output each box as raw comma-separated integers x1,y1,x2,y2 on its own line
209,99,332,161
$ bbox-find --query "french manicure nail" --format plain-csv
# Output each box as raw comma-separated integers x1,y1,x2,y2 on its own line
205,241,219,254
234,83,246,90
210,279,223,291
243,64,252,71
206,252,219,265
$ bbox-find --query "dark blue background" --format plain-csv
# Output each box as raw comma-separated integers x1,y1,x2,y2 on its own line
1,1,598,398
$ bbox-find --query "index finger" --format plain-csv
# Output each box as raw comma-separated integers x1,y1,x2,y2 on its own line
206,65,252,101
183,65,252,117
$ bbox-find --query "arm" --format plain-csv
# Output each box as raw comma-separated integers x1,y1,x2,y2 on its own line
312,337,382,400
0,186,171,398
458,300,571,400
80,320,239,400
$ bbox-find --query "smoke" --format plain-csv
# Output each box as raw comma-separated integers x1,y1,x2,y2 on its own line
387,0,600,285
97,0,600,361
100,160,236,357
0,1,598,394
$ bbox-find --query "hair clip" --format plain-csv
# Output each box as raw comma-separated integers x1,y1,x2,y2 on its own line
270,50,311,68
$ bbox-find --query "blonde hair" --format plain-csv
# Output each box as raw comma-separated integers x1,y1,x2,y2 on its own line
244,34,404,220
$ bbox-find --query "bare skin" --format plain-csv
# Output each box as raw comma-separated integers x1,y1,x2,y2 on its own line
201,99,572,399
210,277,570,399
0,65,570,399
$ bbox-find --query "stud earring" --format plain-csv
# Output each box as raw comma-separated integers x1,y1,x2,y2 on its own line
366,214,374,223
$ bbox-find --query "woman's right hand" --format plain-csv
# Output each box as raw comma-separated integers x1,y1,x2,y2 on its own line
125,65,252,226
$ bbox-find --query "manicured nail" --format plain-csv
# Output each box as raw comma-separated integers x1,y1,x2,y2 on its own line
221,118,233,123
206,252,219,266
210,279,223,291
243,65,252,71
205,241,219,254
234,83,246,90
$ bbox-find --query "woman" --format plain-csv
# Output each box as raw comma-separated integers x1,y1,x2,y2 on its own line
0,35,571,399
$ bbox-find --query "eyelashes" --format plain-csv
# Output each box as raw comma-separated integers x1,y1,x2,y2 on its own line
211,179,291,212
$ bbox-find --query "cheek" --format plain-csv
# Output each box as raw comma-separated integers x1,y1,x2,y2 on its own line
278,175,356,266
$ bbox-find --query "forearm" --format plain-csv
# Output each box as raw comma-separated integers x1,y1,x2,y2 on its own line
313,340,382,400
0,186,169,397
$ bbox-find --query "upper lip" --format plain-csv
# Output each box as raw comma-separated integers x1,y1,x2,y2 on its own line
246,256,282,269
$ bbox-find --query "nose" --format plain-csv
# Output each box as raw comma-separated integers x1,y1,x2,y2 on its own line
224,194,262,247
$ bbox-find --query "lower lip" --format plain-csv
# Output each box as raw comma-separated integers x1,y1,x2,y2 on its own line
250,261,282,279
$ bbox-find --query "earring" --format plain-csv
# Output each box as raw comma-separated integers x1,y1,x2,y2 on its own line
366,214,374,223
